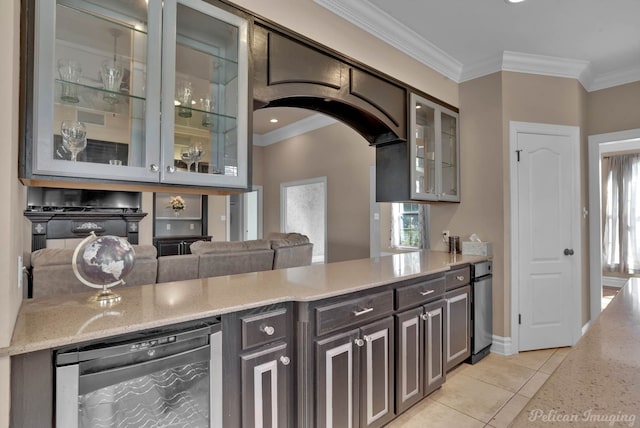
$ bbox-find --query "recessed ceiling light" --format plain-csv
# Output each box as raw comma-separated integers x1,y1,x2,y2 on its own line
270,118,279,123
505,0,525,3
416,105,422,109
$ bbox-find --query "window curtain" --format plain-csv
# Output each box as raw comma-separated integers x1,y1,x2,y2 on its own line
418,204,430,250
603,154,640,274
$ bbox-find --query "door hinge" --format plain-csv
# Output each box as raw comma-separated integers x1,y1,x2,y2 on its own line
518,314,522,325
516,149,523,162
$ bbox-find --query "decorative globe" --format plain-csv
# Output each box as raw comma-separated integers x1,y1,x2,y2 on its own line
72,233,136,289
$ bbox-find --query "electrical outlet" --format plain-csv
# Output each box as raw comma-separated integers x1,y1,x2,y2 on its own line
190,223,194,230
17,256,23,289
166,224,171,230
442,230,450,241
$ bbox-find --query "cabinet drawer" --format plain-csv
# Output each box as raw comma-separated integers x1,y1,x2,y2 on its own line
446,266,470,290
395,277,445,310
241,308,287,350
315,290,393,336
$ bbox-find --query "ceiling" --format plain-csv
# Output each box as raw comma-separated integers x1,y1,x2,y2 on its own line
254,0,640,142
313,0,640,92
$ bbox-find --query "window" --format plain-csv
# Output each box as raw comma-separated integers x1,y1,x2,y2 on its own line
392,203,421,248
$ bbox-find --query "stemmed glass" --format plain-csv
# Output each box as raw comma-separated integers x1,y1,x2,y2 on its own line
181,147,196,172
192,143,204,173
60,120,87,162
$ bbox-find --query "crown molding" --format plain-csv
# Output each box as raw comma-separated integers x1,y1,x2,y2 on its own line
313,0,462,81
502,51,591,89
253,114,337,147
459,56,504,83
589,64,640,92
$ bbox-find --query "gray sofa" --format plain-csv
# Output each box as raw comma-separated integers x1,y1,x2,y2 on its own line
30,234,313,298
30,245,158,298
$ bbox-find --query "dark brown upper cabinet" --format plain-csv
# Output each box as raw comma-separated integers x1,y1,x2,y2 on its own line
252,25,407,146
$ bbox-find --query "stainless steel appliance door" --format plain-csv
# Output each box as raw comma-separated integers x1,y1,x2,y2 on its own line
78,346,211,428
473,276,493,352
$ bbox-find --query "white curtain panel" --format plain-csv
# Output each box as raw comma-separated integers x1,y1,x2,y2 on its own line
603,154,640,274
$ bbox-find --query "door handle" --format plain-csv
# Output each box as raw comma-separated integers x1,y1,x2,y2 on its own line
563,248,574,256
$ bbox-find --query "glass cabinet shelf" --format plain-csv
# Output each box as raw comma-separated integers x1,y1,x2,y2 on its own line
410,93,460,202
27,0,250,189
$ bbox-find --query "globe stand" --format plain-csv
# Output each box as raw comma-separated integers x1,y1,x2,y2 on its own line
88,284,122,307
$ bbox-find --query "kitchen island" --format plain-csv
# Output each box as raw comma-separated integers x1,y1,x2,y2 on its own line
3,250,484,356
6,250,489,427
512,278,640,427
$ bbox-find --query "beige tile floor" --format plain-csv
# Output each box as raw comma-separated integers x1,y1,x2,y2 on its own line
387,347,572,428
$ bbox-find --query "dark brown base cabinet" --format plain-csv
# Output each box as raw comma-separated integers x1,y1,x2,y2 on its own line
222,304,294,428
315,317,395,428
395,299,446,414
445,285,471,371
153,235,211,256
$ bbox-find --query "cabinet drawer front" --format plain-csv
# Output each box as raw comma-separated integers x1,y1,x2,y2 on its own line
396,277,445,310
315,290,394,336
241,308,287,350
445,266,470,290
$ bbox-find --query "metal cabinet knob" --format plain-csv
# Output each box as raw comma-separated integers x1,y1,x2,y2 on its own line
261,325,275,336
279,356,290,366
166,165,176,174
354,338,365,347
421,313,432,320
149,164,159,172
564,248,574,256
456,275,465,281
363,335,372,343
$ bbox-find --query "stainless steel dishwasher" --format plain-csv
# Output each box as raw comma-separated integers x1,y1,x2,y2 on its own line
55,319,222,428
468,260,492,364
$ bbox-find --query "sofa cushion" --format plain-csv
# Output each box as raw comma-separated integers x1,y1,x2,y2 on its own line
197,249,274,278
157,254,199,283
270,233,310,249
190,239,271,254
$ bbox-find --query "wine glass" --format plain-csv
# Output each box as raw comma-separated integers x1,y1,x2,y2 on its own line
60,120,87,162
181,147,195,172
192,143,204,173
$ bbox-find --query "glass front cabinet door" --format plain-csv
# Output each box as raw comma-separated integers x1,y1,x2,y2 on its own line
409,93,460,202
29,0,249,189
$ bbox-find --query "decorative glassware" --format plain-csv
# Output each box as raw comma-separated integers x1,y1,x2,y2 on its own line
176,80,193,118
200,97,214,127
192,143,204,172
100,59,124,105
60,120,87,162
180,147,195,172
57,59,82,103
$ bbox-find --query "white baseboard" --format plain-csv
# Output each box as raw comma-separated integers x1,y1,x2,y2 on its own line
490,335,514,355
602,276,627,288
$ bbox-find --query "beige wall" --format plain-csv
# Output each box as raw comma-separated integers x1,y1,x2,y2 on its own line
1,0,22,426
229,0,458,107
587,81,640,136
430,72,506,335
259,120,375,262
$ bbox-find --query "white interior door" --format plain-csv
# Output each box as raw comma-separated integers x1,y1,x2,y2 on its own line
511,122,581,352
281,177,327,263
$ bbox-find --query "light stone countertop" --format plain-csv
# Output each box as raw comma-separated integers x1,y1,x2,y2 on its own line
512,277,640,427
4,251,486,357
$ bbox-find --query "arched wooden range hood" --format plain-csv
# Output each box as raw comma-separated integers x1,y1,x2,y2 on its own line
253,25,407,146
